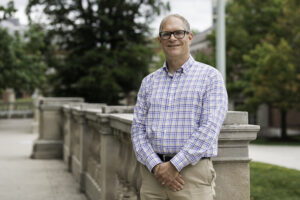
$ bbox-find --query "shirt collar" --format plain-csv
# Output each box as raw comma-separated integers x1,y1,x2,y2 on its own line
162,55,195,74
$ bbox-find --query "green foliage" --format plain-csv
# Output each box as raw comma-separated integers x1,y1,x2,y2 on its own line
226,0,284,97
0,0,16,21
240,0,300,137
0,24,48,93
243,39,299,111
194,51,215,67
150,50,165,73
250,162,300,200
0,28,14,88
205,0,300,136
26,0,169,104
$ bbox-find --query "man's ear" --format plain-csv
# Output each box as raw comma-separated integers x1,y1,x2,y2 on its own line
158,36,162,46
188,32,194,44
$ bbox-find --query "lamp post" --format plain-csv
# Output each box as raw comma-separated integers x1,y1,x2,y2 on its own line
216,0,226,84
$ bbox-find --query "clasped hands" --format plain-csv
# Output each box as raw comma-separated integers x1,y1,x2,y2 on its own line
153,161,185,192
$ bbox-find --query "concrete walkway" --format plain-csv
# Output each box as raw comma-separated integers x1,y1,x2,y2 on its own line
0,119,87,200
249,144,300,171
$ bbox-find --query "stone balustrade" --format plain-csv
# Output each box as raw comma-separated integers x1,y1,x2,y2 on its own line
62,104,135,200
32,99,259,200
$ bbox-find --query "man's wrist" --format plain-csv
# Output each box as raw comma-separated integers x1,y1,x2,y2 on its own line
168,161,179,172
152,163,160,174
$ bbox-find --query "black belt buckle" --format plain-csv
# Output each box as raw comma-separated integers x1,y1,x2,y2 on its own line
157,153,173,162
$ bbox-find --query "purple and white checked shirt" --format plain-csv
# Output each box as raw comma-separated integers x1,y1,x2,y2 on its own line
131,56,228,172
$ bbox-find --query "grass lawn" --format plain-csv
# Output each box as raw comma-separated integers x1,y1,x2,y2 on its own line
0,98,33,103
250,162,300,200
250,135,300,146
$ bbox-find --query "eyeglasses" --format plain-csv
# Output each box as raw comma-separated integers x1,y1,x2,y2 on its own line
159,30,189,40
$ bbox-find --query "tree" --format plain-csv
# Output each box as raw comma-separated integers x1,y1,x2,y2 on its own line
26,0,169,104
204,0,300,137
0,24,48,93
0,28,15,89
0,0,16,21
207,0,285,98
194,51,215,67
243,39,299,138
242,0,300,138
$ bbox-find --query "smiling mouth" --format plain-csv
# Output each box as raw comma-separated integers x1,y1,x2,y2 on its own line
168,44,181,47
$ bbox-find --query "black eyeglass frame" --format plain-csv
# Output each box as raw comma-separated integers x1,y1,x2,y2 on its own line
159,30,190,40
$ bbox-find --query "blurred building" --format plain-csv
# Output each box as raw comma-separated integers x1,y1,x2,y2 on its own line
190,27,213,56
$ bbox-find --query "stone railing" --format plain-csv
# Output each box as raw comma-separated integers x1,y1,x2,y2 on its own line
62,104,134,200
32,99,259,200
103,112,259,200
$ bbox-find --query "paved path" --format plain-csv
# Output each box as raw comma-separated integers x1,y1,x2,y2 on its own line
0,119,87,200
249,144,300,171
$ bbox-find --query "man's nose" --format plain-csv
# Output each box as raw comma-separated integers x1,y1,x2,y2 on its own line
169,33,177,40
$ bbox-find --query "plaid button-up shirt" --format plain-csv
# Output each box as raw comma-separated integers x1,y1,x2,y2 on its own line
131,56,228,172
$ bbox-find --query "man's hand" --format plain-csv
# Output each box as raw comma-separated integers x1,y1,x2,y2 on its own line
153,162,184,192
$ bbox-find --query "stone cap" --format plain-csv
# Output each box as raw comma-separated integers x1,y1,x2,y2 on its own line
109,111,249,126
103,106,134,114
39,97,84,110
223,111,248,125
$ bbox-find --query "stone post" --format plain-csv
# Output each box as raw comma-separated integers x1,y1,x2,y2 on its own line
62,104,72,170
71,103,106,192
31,97,84,159
32,96,42,133
4,88,15,119
70,106,86,184
98,113,119,200
83,108,103,200
213,111,259,200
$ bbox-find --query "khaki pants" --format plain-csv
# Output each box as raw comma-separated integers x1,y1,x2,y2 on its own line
140,158,216,200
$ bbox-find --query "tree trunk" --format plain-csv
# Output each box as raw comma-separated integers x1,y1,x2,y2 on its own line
280,109,288,139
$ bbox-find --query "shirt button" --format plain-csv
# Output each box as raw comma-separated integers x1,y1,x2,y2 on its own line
164,130,167,134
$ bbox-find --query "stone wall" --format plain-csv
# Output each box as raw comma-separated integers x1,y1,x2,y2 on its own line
32,99,259,200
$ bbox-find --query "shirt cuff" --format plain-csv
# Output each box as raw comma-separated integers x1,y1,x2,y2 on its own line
145,153,162,172
170,151,190,172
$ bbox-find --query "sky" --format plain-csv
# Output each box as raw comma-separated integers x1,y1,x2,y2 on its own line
1,0,213,35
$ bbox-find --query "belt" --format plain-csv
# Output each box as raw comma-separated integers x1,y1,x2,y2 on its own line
157,153,175,162
157,153,210,162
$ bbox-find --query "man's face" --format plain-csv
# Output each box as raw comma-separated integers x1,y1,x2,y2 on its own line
158,17,193,61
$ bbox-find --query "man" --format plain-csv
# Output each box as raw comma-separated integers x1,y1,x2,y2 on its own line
131,14,228,200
